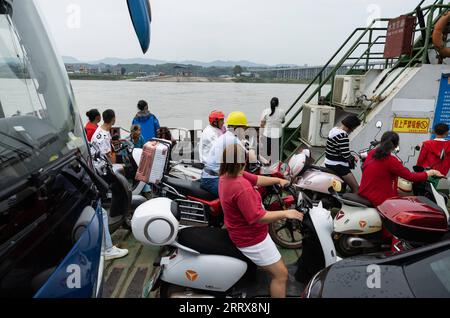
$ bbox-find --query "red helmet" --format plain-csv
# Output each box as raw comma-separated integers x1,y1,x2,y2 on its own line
209,110,225,125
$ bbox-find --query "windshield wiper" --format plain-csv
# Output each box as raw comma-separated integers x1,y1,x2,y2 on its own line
0,140,32,159
0,130,36,150
0,153,21,168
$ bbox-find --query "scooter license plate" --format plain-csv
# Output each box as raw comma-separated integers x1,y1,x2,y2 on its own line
142,266,162,298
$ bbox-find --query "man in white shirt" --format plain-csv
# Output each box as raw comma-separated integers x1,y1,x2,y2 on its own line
201,111,256,196
91,109,129,261
199,110,225,163
91,109,115,159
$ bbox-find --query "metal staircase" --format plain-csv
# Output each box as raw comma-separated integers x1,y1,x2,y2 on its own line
281,0,450,161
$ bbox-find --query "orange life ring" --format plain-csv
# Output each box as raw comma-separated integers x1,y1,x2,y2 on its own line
432,12,450,58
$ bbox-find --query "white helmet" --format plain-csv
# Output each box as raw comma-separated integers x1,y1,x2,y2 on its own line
289,149,311,178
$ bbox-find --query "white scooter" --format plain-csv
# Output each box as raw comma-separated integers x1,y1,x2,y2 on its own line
330,171,449,257
288,149,345,210
288,121,387,210
293,191,342,285
131,188,338,298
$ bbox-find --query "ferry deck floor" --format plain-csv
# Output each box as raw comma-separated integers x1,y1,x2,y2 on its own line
103,228,303,298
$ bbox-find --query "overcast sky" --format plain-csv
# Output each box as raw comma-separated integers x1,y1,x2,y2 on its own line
36,0,425,65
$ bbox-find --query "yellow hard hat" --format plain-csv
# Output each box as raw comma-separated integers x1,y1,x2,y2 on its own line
226,111,248,127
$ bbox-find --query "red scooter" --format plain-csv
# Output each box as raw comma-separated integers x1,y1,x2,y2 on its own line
378,166,450,252
153,160,301,249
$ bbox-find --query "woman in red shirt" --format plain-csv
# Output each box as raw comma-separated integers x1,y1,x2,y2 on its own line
359,131,442,207
219,144,303,298
85,109,101,142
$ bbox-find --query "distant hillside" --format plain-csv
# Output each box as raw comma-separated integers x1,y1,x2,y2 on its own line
179,60,269,68
90,57,167,65
63,56,294,68
62,56,82,64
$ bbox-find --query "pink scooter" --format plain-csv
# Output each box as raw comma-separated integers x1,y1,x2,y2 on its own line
288,149,345,210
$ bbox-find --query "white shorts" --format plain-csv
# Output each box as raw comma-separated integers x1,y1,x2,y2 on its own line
238,234,281,267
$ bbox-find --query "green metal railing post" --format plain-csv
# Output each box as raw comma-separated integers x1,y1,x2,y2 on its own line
330,70,336,104
366,30,373,70
319,73,322,98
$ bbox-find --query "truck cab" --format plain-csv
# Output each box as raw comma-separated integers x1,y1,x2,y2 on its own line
0,0,151,298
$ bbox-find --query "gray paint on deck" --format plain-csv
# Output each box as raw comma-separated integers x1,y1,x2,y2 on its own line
103,267,124,298
124,267,149,298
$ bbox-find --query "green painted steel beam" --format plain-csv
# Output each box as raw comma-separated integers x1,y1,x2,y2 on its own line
281,1,450,161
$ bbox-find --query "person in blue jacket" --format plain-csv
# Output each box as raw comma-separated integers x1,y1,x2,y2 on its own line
132,100,160,142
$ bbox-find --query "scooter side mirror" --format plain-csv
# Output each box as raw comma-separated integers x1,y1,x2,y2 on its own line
440,149,446,161
375,121,383,129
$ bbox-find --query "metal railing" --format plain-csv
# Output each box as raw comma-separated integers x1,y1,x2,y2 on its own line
281,0,448,160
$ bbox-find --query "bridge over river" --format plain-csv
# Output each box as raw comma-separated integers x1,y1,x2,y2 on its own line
248,61,388,81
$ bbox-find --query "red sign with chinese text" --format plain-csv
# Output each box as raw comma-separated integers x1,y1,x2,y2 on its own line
384,15,416,59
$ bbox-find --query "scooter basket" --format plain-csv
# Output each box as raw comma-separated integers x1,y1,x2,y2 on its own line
175,199,209,225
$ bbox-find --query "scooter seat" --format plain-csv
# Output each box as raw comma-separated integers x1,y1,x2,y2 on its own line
306,165,337,175
342,193,374,208
178,227,252,265
179,160,204,170
163,176,218,201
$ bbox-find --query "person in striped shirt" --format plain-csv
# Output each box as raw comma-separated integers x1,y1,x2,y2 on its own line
324,115,361,193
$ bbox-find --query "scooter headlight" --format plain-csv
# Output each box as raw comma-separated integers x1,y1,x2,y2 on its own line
331,178,342,193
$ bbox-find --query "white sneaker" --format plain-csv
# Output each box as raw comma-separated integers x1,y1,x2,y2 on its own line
105,246,129,261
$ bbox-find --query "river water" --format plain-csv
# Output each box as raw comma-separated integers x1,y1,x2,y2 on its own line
71,80,327,130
